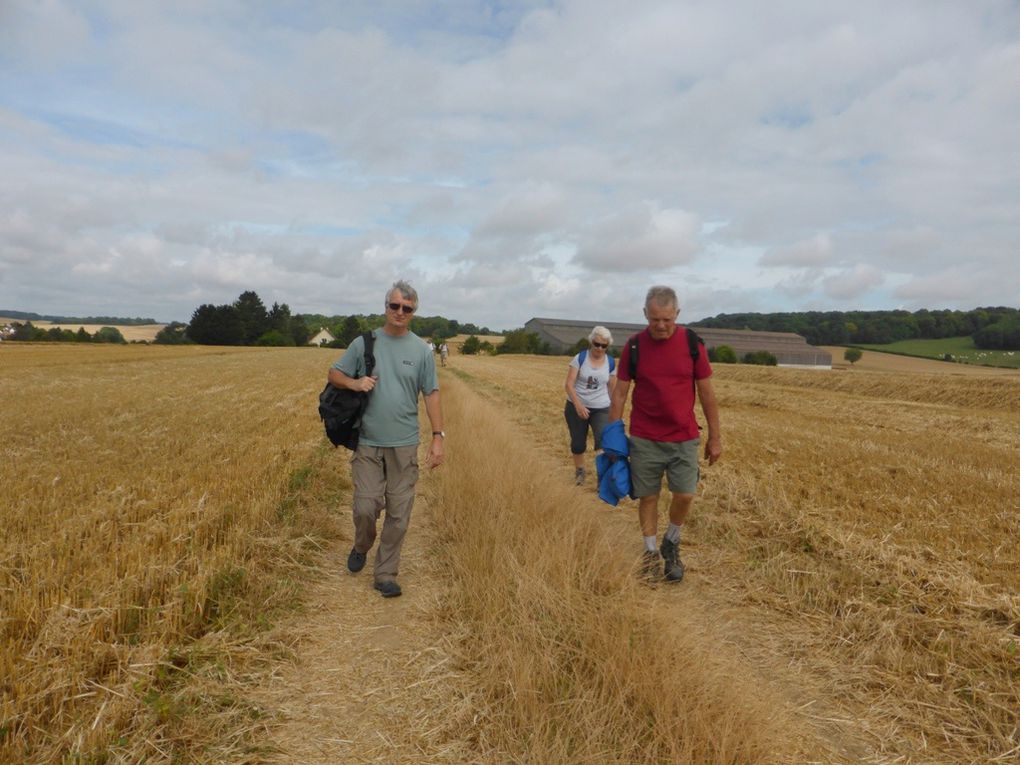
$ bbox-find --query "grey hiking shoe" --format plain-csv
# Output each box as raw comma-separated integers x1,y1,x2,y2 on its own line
660,537,685,583
374,579,402,598
347,547,366,573
574,467,586,485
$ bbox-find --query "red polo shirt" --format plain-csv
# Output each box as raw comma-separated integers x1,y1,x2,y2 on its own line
617,327,712,442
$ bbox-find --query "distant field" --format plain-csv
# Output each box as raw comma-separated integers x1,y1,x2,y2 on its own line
820,345,1020,376
854,336,1020,368
0,316,167,342
446,332,504,353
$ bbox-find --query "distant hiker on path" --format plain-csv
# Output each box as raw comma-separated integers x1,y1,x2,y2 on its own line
564,326,617,485
439,342,449,366
328,280,446,598
609,286,721,582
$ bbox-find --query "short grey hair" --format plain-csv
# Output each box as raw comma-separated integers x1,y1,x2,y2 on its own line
386,279,419,310
645,285,679,311
588,326,613,345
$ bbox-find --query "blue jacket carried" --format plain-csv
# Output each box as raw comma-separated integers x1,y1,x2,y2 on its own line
595,419,631,506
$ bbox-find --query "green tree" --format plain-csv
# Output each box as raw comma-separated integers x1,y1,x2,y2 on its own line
461,335,481,355
233,290,269,345
742,350,778,366
188,304,245,345
75,327,92,343
973,315,1020,350
288,317,311,346
93,326,127,344
496,329,546,355
256,329,295,346
154,322,191,344
708,344,738,363
11,322,44,341
338,315,362,347
844,348,863,365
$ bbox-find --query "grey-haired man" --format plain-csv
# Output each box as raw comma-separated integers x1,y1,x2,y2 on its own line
609,286,722,582
328,280,445,597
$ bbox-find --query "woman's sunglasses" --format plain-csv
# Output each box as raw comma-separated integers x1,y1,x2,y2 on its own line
591,341,609,349
387,302,415,314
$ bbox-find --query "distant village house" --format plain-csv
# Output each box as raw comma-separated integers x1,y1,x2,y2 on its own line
308,327,335,346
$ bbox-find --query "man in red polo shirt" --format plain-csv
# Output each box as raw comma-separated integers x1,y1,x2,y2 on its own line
609,285,722,582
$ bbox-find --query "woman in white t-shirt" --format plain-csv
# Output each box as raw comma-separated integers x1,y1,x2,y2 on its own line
564,326,618,485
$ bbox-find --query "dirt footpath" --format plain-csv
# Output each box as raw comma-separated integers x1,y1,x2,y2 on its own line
249,485,478,765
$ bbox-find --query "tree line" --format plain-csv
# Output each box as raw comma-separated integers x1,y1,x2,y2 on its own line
2,323,128,343
691,306,1020,350
168,291,496,347
304,312,494,349
0,310,157,325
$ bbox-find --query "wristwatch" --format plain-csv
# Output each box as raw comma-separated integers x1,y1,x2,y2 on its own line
433,431,446,438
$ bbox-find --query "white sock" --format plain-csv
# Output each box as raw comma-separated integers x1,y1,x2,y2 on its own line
665,523,681,544
644,535,658,553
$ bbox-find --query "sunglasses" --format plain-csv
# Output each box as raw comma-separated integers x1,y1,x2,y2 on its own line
591,341,609,349
387,302,415,314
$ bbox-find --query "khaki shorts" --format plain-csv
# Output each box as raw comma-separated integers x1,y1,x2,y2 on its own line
629,435,700,497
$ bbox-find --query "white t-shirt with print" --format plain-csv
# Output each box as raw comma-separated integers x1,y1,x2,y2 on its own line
568,352,615,409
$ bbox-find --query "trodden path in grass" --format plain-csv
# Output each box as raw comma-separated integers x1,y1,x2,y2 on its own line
248,477,479,765
243,372,868,763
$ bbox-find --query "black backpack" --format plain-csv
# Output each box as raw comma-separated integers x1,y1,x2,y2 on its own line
318,331,376,450
627,327,702,394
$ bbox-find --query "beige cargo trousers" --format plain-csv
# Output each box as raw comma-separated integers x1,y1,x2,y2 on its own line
350,444,419,583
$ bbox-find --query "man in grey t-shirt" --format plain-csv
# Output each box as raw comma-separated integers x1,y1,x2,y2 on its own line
328,280,445,598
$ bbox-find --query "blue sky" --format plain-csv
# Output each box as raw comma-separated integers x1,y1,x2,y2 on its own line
2,0,1019,328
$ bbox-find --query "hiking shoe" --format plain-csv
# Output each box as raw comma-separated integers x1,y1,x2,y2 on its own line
374,580,402,598
347,547,366,573
660,537,685,583
640,550,661,580
574,467,586,486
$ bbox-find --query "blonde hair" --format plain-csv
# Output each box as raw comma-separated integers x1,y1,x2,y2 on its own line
588,326,613,345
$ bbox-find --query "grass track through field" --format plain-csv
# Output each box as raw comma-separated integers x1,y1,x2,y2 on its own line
6,346,1018,762
447,354,1020,764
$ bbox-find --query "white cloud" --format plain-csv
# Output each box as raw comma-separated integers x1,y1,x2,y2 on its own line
823,264,885,301
2,1,1019,326
760,233,834,267
573,205,701,273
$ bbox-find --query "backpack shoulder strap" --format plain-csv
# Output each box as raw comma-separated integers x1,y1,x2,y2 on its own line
685,327,701,361
627,334,640,380
608,354,615,373
685,327,703,397
577,349,587,368
362,331,376,377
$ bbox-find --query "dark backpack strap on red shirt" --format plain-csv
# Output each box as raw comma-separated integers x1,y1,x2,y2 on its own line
628,327,701,385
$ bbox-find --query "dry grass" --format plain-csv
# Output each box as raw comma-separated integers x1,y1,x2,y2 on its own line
428,371,811,764
7,343,1019,763
451,354,1020,763
0,343,344,763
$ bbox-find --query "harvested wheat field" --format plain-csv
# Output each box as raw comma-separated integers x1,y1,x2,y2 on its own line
3,344,1019,763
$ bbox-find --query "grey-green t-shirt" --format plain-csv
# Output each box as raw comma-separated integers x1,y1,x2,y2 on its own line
332,331,439,447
